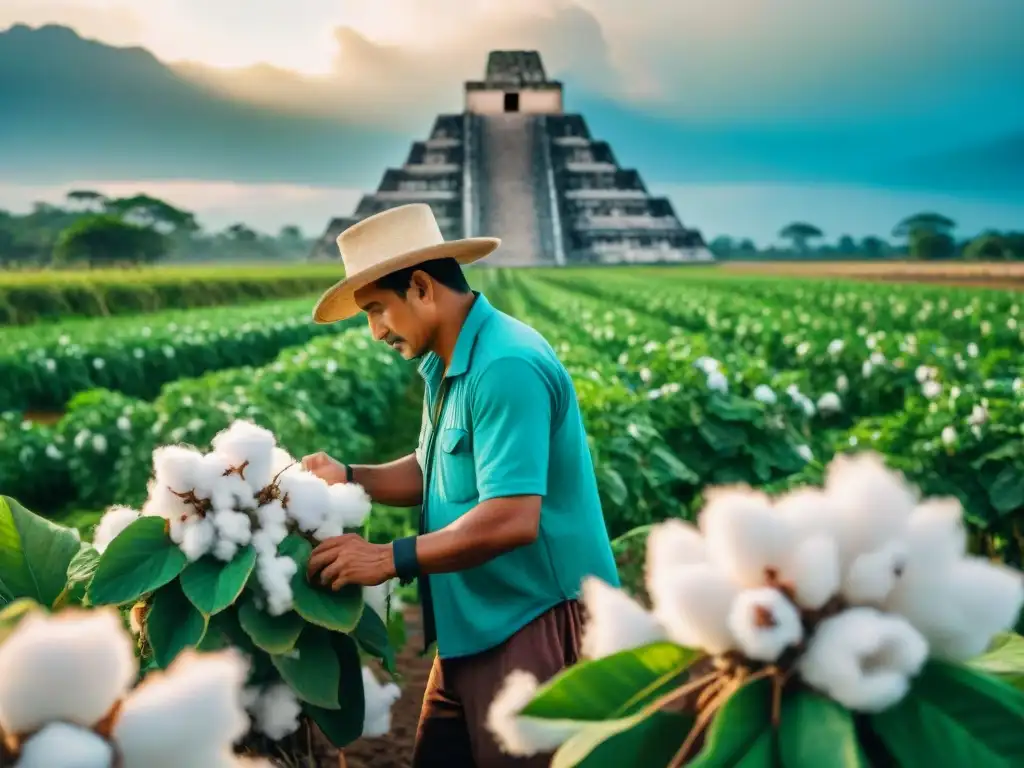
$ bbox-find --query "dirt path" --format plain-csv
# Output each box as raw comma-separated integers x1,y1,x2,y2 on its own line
342,606,432,768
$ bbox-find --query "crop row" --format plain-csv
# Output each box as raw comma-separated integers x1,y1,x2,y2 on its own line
0,327,412,519
0,263,343,325
0,297,356,412
530,270,1024,567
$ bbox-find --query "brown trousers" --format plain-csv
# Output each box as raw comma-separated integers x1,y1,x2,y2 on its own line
411,600,583,768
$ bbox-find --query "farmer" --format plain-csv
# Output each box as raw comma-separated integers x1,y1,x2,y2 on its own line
301,203,620,767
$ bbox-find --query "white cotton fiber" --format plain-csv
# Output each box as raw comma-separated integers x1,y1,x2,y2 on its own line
211,420,277,491
92,505,140,553
0,609,137,735
486,671,582,757
362,666,402,738
279,470,331,532
247,683,301,741
16,721,114,768
151,444,206,493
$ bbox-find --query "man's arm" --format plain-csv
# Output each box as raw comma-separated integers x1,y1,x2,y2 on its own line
302,451,423,507
350,454,423,507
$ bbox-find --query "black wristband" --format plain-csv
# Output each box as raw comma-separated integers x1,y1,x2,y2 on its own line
392,536,420,585
343,463,354,483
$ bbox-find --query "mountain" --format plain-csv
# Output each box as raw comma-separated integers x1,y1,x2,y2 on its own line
0,23,1021,199
0,24,408,185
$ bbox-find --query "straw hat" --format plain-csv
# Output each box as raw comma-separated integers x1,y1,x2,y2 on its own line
312,204,500,323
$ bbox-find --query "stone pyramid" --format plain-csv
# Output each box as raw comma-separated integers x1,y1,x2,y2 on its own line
311,51,712,267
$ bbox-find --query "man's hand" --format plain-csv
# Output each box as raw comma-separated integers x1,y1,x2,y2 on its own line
307,533,396,590
301,451,347,485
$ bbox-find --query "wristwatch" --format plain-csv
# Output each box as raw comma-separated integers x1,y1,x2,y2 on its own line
342,463,354,483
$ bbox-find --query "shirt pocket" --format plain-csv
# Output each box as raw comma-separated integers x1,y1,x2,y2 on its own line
438,427,477,504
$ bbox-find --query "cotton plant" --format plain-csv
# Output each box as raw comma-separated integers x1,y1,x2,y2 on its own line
74,418,402,754
0,604,271,768
487,452,1024,767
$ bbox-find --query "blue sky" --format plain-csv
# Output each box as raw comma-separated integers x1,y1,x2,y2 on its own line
1,0,1022,243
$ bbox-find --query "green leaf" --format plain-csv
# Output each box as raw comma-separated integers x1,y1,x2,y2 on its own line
970,633,1024,692
648,446,700,485
0,495,83,608
272,626,342,709
87,517,188,606
697,418,747,455
707,394,761,423
778,689,867,767
388,608,407,657
987,466,1024,516
279,535,363,632
52,543,101,609
146,580,209,668
354,604,396,674
237,591,305,655
0,598,42,643
687,678,772,767
570,712,692,768
180,546,257,615
871,660,1024,765
304,633,366,748
522,642,701,721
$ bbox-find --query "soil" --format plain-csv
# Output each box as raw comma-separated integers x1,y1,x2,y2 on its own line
720,260,1024,291
341,606,432,768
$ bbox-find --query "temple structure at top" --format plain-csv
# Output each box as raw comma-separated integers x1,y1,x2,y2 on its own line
311,51,712,266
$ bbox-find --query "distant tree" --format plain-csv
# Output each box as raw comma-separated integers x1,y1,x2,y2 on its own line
836,235,857,253
893,212,956,239
908,229,955,261
861,236,888,257
279,224,303,242
779,222,823,253
54,215,168,266
736,238,757,253
65,190,107,212
963,232,1024,261
226,223,258,244
105,194,198,235
709,236,735,256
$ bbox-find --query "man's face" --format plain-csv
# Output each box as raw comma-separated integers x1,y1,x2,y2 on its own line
354,279,436,360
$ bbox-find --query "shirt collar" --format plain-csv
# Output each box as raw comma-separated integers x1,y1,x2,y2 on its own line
417,291,494,380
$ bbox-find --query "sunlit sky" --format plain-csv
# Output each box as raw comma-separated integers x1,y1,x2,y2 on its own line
2,0,1023,241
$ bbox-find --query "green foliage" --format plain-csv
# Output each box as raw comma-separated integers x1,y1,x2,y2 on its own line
0,263,344,325
53,214,169,266
909,229,956,260
778,222,824,251
0,497,398,751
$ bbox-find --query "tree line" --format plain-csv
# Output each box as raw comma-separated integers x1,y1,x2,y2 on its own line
710,213,1024,261
0,190,315,268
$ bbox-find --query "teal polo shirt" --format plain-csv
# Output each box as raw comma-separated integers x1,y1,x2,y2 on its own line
414,292,620,659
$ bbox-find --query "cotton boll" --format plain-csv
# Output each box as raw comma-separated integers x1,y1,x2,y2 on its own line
92,505,140,553
279,470,331,532
251,526,288,559
211,420,277,491
644,519,706,593
842,540,908,604
904,498,966,569
783,534,841,610
312,511,344,541
772,488,842,541
212,538,239,562
179,517,217,562
727,588,803,662
486,671,583,757
699,487,797,588
327,481,372,528
114,649,250,768
255,555,298,616
211,509,253,547
16,721,114,768
0,609,136,734
270,447,296,478
363,580,395,621
142,479,193,523
823,453,918,564
889,556,1024,661
362,667,402,738
797,608,927,712
199,454,256,511
256,499,287,531
248,683,301,740
152,444,206,493
649,563,738,654
580,577,667,660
